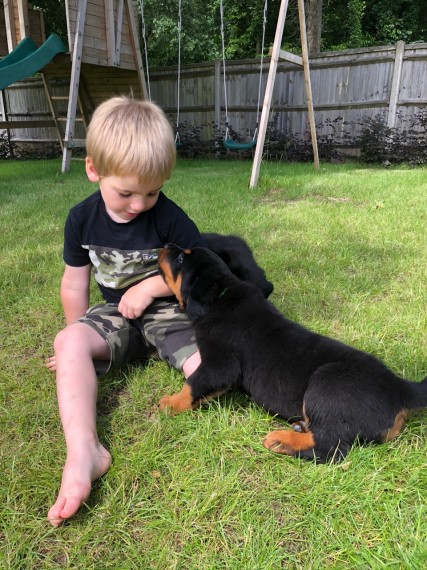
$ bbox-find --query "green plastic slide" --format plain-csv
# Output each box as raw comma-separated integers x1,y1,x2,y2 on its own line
0,34,67,91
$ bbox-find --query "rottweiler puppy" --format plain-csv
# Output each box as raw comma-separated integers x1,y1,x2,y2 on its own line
158,244,427,463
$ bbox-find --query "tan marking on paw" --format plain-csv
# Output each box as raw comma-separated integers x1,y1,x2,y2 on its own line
263,429,315,455
381,409,408,442
159,383,194,414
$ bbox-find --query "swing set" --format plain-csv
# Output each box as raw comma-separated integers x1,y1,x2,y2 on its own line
140,0,267,151
139,0,318,179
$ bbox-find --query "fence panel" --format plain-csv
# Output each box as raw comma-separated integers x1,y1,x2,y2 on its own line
1,42,427,148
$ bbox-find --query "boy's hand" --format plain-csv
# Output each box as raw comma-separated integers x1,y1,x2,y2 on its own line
118,275,173,319
118,285,154,319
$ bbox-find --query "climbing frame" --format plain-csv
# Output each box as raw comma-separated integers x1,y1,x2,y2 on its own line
58,0,148,171
0,1,148,171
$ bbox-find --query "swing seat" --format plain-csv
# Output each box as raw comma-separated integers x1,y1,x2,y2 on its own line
223,138,257,151
176,141,183,149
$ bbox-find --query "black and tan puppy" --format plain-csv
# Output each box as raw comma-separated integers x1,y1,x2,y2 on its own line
158,244,427,463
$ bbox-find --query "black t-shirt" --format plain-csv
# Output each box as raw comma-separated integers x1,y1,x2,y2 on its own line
63,190,203,303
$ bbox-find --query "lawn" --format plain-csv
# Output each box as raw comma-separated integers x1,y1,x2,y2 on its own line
0,158,426,569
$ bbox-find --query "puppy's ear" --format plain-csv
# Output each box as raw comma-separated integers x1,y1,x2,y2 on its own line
185,277,223,320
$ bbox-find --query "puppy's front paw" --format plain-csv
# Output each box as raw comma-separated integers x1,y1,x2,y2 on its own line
159,394,175,412
159,385,194,413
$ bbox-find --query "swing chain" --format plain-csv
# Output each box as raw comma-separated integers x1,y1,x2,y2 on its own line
220,0,267,147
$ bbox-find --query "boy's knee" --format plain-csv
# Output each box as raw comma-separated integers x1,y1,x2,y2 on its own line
53,323,88,355
53,326,74,355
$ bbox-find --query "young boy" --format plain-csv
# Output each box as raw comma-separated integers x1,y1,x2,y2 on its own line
45,96,203,526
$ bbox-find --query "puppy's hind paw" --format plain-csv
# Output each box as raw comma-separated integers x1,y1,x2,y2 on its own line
263,428,315,456
263,430,295,456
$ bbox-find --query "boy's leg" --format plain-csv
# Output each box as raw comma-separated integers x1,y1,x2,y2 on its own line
182,350,201,379
48,304,152,526
48,322,112,527
141,299,201,377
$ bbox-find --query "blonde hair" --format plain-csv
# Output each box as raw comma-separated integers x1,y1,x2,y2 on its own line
86,96,176,181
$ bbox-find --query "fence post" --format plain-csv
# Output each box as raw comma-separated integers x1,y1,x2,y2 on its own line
214,59,222,146
388,40,405,129
0,90,13,157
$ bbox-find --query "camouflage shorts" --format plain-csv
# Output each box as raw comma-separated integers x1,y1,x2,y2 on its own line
76,299,198,375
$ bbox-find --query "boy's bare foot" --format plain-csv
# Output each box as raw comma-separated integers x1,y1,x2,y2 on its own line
45,355,57,372
48,442,112,526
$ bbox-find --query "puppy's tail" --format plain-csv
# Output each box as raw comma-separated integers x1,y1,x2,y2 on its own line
404,376,427,410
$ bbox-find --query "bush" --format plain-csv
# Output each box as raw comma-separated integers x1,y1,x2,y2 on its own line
3,110,427,165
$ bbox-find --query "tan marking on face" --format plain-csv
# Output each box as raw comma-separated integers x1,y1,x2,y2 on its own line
263,429,315,455
158,251,185,308
381,409,408,442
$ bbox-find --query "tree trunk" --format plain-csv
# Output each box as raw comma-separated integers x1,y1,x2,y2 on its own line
305,0,323,53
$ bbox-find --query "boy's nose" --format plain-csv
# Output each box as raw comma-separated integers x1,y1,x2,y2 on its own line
130,197,145,212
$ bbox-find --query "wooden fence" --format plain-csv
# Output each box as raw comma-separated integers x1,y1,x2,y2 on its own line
1,41,427,148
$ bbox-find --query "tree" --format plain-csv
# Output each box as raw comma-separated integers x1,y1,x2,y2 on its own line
32,0,67,41
305,0,323,53
30,0,427,66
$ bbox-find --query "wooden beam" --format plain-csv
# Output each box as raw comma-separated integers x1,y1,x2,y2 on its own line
250,0,290,188
42,74,65,150
4,0,17,51
62,0,87,172
17,0,29,40
0,120,56,129
104,0,116,66
115,0,124,67
250,0,319,188
273,47,303,67
124,0,148,99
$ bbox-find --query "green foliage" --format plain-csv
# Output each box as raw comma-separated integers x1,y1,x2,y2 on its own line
356,110,427,164
27,1,427,64
363,0,427,45
31,0,67,42
140,0,277,66
322,0,427,51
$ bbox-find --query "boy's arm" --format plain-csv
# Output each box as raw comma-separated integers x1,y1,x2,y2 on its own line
118,274,172,320
61,263,92,325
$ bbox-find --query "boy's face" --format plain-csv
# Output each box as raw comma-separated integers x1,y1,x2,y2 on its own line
85,157,165,223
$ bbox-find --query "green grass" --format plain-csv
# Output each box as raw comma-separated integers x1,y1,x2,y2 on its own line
0,158,426,569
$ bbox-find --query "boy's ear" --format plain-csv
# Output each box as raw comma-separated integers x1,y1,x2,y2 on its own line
85,157,100,183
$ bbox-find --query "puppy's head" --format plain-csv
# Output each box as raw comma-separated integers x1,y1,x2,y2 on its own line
158,244,235,319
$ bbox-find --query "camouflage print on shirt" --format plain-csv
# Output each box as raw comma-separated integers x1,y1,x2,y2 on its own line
83,246,160,290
